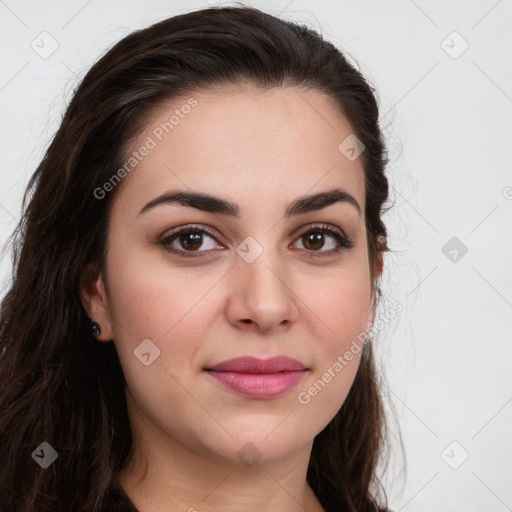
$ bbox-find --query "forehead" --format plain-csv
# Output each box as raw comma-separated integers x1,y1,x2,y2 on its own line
113,86,366,219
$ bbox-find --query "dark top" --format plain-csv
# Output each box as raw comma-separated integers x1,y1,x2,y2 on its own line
102,480,139,511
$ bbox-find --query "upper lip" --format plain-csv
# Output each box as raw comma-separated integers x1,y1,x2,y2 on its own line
205,356,307,373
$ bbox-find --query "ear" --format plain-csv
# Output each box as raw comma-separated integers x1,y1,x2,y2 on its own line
79,263,113,341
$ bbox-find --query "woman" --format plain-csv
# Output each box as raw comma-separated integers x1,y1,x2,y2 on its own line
0,5,399,512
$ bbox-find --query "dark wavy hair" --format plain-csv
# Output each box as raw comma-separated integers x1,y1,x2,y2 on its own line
0,5,401,512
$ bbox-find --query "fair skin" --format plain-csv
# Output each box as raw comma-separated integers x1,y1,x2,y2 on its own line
81,85,381,512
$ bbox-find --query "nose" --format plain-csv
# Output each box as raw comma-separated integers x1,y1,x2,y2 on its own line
225,246,299,333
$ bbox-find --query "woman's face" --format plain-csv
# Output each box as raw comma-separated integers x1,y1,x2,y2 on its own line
84,86,377,466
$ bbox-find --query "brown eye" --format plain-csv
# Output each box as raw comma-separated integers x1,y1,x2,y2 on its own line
291,225,354,257
302,232,327,251
178,231,204,251
157,225,224,258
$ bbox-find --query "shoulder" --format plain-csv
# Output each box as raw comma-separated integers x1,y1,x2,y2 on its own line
0,482,138,512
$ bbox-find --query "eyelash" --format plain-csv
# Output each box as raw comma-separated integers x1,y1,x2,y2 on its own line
156,223,354,259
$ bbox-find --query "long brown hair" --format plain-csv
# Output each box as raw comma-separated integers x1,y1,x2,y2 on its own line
0,5,399,511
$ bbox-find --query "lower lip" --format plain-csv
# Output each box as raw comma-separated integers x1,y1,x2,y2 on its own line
206,370,307,399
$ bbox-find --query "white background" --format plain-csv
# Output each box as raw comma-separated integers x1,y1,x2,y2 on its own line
1,1,511,510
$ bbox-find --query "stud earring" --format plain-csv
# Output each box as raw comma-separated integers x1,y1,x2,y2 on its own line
90,320,110,342
90,320,101,337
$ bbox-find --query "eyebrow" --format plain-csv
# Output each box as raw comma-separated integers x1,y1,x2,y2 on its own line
138,187,361,218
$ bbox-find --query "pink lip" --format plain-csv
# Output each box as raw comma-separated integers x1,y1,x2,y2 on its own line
204,356,308,399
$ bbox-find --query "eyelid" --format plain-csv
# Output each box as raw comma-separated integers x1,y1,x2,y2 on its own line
291,222,347,240
161,223,224,245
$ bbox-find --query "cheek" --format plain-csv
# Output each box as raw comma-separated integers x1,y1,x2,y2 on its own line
105,246,210,337
306,262,372,347
326,283,370,328
103,254,215,428
293,303,366,434
296,263,370,410
104,248,225,379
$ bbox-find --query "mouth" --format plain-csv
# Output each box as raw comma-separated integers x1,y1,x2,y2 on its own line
204,355,308,373
204,356,309,399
